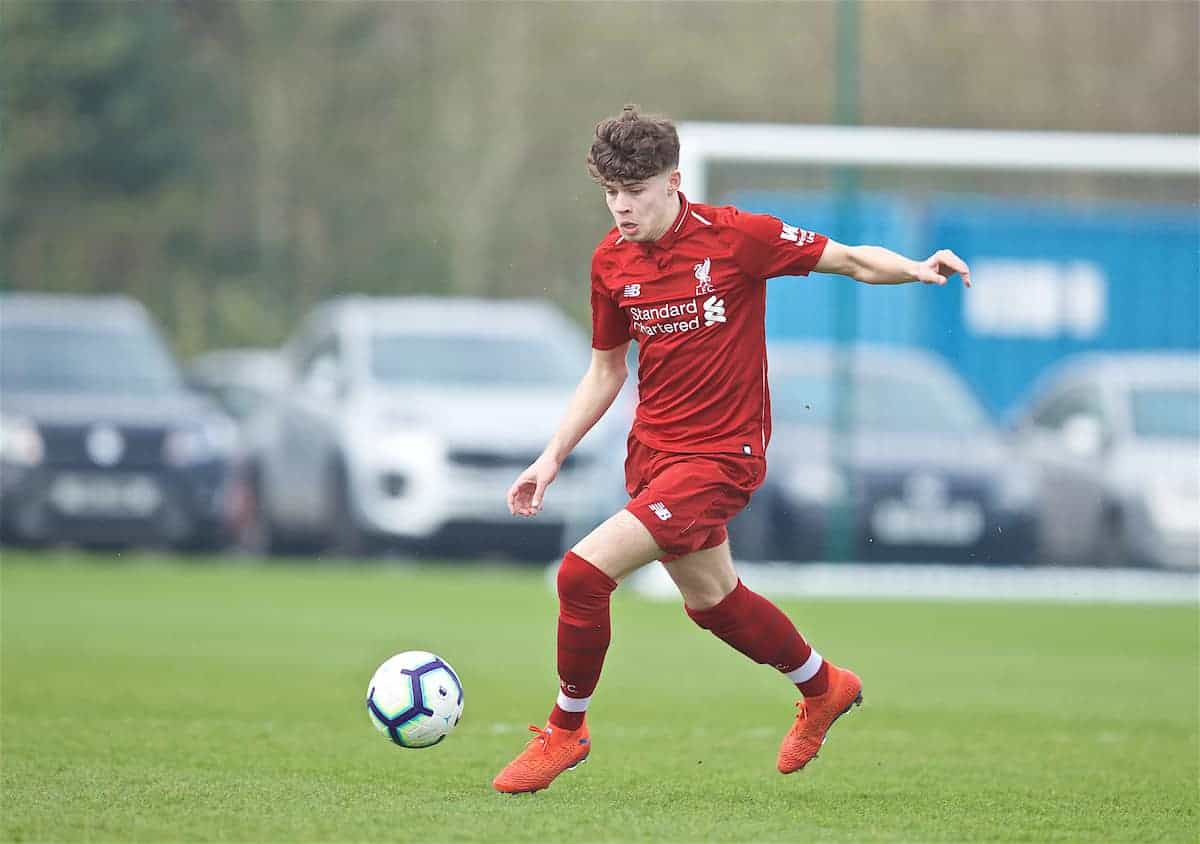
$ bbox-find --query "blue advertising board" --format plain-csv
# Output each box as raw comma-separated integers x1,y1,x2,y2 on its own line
734,192,1200,416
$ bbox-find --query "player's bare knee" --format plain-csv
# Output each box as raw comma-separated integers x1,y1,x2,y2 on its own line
678,583,732,613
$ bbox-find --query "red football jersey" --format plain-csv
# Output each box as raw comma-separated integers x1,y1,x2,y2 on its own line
591,193,828,455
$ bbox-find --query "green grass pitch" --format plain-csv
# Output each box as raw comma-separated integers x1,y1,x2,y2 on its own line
2,551,1197,842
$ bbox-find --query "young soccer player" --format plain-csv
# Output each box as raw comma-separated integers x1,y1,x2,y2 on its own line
492,105,971,794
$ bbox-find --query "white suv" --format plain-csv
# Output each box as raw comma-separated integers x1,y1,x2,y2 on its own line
237,296,629,559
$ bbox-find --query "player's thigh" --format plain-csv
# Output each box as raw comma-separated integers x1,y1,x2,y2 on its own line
661,539,738,610
572,509,663,582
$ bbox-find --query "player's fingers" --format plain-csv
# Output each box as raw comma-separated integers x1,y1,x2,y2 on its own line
938,249,969,275
510,477,537,516
937,251,970,286
919,264,946,285
960,264,972,287
530,477,548,513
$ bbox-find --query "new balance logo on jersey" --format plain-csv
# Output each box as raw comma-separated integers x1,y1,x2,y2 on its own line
623,283,641,298
693,258,714,295
648,501,672,521
780,223,816,246
703,295,726,326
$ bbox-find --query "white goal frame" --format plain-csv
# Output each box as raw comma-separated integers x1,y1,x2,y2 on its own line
660,122,1200,598
676,123,1200,203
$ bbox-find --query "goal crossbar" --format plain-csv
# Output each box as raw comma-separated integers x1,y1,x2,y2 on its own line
676,123,1200,202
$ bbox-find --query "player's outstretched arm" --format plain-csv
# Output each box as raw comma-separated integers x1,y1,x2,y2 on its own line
815,241,972,287
507,341,631,518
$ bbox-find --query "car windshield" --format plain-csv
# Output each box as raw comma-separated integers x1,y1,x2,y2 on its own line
1130,387,1199,439
0,323,183,396
369,333,583,386
772,370,987,434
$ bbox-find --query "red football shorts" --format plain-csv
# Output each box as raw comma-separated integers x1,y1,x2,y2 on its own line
623,434,766,562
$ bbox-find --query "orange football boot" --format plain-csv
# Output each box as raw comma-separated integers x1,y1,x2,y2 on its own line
492,722,591,794
777,663,863,774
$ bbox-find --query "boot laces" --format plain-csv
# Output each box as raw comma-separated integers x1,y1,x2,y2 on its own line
525,724,550,752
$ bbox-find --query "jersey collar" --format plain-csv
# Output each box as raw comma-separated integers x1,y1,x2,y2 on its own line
654,191,692,250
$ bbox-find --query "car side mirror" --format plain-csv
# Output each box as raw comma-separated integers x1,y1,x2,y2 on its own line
1061,414,1106,459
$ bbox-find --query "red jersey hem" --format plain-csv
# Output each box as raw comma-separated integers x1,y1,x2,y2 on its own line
629,428,768,458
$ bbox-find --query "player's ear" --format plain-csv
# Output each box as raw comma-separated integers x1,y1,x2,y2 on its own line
665,169,681,194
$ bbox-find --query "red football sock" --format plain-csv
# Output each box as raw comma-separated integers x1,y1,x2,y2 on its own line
548,551,617,731
686,580,829,697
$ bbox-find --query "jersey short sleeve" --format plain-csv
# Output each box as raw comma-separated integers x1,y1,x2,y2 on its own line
590,261,629,350
730,208,829,280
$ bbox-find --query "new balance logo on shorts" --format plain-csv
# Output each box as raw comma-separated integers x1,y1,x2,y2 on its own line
780,223,816,246
703,295,726,326
648,501,672,521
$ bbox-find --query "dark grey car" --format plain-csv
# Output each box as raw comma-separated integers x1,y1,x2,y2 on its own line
0,294,238,548
728,342,1041,564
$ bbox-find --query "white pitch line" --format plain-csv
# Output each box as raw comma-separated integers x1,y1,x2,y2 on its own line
622,562,1198,605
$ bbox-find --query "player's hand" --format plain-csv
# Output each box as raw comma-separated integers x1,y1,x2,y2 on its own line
507,455,561,517
916,249,972,287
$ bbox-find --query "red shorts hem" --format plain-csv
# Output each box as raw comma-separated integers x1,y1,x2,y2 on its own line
624,503,729,563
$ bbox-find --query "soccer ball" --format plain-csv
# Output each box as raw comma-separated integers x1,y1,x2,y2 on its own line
366,651,464,748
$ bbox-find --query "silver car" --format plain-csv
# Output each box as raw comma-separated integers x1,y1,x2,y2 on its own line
187,348,287,424
1010,352,1200,569
238,296,628,559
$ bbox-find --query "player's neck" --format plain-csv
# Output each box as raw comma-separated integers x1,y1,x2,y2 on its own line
645,193,682,243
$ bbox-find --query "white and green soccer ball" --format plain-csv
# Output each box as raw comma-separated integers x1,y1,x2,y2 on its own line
366,651,464,748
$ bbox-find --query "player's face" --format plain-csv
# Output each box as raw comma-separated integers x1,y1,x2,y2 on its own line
603,170,681,242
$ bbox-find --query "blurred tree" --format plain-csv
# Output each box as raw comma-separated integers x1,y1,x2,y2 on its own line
2,1,1196,356
3,0,212,349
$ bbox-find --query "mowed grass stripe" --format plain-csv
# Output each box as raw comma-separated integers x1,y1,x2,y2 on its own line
2,551,1197,842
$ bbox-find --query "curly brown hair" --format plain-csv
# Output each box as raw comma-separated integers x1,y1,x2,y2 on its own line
586,104,680,185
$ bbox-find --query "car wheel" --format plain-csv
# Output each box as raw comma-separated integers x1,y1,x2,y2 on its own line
1093,503,1129,567
237,468,284,557
330,462,371,558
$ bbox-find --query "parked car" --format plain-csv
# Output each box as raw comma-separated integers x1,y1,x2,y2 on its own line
0,293,238,549
236,296,629,559
1009,351,1199,569
187,348,287,424
728,342,1040,564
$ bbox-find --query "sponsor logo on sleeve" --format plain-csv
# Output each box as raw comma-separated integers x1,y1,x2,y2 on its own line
780,223,816,246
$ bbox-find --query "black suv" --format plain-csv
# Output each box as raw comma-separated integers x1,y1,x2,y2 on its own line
0,293,237,549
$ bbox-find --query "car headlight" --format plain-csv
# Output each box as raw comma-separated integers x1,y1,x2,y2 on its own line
781,463,846,504
1147,480,1200,534
367,429,446,465
0,415,45,466
163,417,238,466
372,409,431,434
